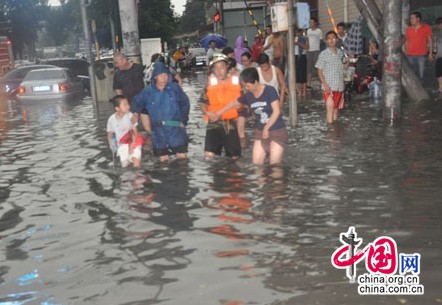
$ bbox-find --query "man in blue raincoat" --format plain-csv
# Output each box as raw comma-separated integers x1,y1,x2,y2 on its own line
132,62,190,162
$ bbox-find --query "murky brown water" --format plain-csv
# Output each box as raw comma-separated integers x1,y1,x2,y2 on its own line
1,73,441,305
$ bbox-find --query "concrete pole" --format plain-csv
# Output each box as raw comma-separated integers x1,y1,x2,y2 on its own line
79,0,98,109
287,0,297,127
118,0,141,63
110,14,117,53
220,0,224,36
401,0,410,36
352,0,430,103
383,0,402,122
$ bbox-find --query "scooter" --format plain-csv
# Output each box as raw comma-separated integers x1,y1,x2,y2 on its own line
343,54,361,102
343,53,380,102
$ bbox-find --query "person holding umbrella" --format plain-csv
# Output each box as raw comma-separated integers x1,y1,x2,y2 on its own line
206,40,220,66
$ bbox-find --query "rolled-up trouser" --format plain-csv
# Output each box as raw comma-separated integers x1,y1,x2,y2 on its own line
117,144,142,167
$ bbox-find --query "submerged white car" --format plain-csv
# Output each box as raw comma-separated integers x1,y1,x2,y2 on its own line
17,67,84,101
189,48,207,68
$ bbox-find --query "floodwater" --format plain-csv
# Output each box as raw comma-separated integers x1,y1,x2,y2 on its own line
0,73,441,305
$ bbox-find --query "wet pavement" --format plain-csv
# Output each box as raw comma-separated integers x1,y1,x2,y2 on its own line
0,72,441,305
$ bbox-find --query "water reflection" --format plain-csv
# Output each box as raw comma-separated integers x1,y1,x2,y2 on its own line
0,74,441,304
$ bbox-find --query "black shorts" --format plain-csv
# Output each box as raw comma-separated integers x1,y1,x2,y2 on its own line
436,57,442,78
237,107,251,118
204,121,241,157
153,144,188,157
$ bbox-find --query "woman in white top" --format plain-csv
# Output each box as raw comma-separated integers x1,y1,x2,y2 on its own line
256,53,286,109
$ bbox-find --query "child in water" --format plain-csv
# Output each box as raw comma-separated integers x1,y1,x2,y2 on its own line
107,95,144,168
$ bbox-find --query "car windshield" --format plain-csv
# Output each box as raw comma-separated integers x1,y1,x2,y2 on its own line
2,68,34,80
24,70,65,81
1,66,56,81
45,59,89,76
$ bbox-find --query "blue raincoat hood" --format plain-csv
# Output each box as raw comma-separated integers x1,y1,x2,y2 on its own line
151,62,171,87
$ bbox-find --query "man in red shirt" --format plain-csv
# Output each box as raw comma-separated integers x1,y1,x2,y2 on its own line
404,11,434,81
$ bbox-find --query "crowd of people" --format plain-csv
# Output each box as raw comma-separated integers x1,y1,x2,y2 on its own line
106,13,442,169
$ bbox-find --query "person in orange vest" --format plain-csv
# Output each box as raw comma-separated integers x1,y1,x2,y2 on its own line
201,53,242,159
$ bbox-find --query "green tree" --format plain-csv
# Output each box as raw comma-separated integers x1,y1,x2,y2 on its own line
1,0,49,59
88,0,120,48
179,0,208,34
44,2,76,46
138,0,178,42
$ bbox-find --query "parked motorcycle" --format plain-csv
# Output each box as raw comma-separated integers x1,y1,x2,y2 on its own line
342,51,380,102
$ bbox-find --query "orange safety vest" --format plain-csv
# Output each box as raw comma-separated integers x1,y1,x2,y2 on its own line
206,74,241,121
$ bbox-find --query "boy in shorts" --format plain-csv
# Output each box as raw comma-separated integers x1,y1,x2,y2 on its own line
107,95,143,168
315,31,349,124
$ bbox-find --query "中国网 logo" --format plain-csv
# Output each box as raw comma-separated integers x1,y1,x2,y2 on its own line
331,226,424,295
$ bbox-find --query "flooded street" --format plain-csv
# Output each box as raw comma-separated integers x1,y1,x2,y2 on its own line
1,72,441,305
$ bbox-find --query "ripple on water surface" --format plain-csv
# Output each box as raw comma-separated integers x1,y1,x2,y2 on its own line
0,77,441,304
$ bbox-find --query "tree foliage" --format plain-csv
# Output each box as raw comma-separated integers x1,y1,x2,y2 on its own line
138,0,178,42
87,0,120,48
44,2,76,46
1,0,49,59
179,0,208,34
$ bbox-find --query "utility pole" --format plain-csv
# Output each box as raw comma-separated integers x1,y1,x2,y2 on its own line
287,0,297,127
110,14,117,53
118,0,141,63
383,0,402,123
401,0,410,36
220,0,224,36
79,0,98,109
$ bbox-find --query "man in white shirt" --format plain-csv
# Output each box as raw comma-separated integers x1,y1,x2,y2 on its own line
306,18,323,88
206,40,220,66
261,25,274,61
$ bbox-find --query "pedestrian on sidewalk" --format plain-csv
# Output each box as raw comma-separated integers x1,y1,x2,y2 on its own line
132,62,190,162
404,11,434,81
306,18,323,89
107,95,144,168
213,67,287,165
315,31,349,124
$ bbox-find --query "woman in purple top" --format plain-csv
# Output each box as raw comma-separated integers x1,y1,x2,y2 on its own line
210,67,287,165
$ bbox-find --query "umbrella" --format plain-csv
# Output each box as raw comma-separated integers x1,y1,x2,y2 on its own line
199,34,228,49
343,15,364,55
